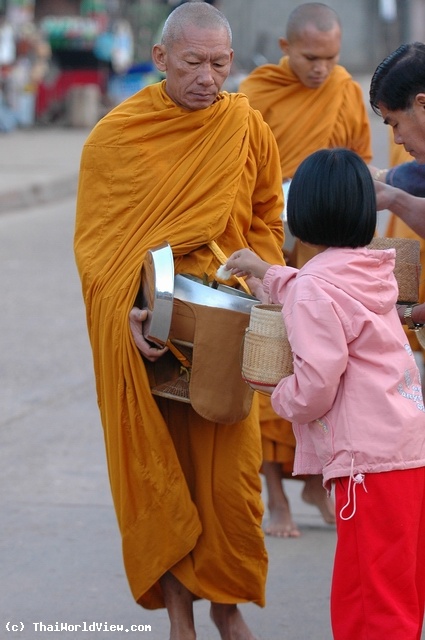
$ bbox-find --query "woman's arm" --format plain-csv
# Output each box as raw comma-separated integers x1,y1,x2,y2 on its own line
374,181,425,238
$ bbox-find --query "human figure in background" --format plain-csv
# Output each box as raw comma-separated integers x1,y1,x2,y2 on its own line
225,147,425,640
370,138,425,358
0,11,17,131
240,1,372,269
74,3,285,639
368,41,425,350
239,2,372,537
370,43,425,244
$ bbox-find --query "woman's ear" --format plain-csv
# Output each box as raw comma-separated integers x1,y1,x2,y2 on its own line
152,44,167,72
416,93,425,110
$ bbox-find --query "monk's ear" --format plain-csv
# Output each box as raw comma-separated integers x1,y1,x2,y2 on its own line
152,44,167,72
279,38,289,55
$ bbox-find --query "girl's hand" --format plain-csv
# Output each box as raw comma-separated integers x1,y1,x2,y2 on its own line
226,248,271,279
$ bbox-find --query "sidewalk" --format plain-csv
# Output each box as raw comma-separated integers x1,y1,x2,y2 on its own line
0,126,88,214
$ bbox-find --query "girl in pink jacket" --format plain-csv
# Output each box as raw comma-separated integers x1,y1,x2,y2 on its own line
226,148,425,640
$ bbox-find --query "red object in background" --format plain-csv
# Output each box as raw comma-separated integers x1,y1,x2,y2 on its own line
36,68,107,119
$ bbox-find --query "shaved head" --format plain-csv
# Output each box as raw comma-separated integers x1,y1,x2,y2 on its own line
153,0,233,110
161,1,232,48
286,3,340,42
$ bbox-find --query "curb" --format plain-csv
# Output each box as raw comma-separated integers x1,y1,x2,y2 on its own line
0,174,78,214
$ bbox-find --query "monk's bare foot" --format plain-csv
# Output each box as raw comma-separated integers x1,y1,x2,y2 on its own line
264,503,301,538
262,461,301,537
302,475,335,525
160,572,196,640
210,603,258,640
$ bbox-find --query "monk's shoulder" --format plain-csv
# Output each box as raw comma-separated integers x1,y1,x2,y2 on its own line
240,63,283,93
328,65,365,100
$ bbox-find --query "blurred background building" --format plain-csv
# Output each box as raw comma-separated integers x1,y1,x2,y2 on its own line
223,0,425,73
0,0,424,130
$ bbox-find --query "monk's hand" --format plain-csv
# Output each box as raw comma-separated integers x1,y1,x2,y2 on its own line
129,307,168,362
226,248,271,279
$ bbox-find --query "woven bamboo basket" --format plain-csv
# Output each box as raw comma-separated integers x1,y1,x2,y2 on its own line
368,237,421,303
242,304,293,391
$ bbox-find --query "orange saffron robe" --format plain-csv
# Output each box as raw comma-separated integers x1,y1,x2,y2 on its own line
240,57,373,476
239,56,372,181
74,81,284,609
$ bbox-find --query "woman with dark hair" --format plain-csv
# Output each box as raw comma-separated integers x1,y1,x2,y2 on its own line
226,147,425,640
369,42,425,330
370,41,425,115
369,42,425,241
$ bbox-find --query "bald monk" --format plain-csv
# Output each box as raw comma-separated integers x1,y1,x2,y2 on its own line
240,3,372,538
240,2,372,266
74,3,285,639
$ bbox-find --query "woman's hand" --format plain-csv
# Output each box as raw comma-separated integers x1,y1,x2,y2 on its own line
226,248,271,279
396,303,425,325
246,275,269,302
368,164,388,182
129,307,169,362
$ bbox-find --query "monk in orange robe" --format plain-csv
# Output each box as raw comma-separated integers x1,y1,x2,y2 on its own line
74,4,284,639
239,3,372,538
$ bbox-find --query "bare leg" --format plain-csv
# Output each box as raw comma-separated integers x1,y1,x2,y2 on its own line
302,474,335,525
160,572,196,640
210,603,258,640
262,461,300,538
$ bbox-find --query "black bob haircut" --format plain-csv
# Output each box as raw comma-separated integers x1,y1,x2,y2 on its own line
287,148,376,248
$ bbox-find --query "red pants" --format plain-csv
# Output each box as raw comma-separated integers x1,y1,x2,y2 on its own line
331,467,425,640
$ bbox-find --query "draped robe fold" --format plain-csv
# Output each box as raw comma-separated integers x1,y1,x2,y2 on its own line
240,57,373,480
74,81,284,609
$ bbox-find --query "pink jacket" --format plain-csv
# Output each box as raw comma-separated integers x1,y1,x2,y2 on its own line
263,247,425,488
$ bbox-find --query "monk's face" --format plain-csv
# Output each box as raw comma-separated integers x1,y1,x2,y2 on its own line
279,24,341,89
379,95,425,163
153,24,233,110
